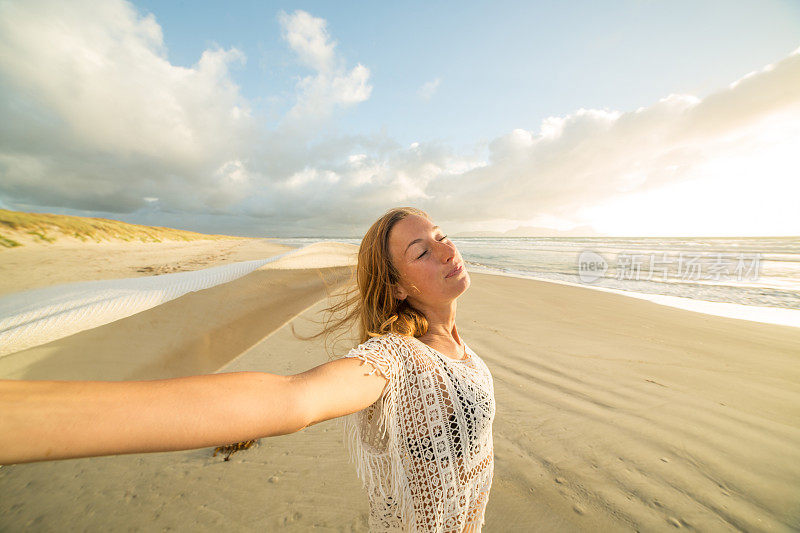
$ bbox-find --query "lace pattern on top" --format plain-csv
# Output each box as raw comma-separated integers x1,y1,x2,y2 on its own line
340,332,496,532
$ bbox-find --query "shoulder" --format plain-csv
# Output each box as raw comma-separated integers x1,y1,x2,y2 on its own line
348,333,428,368
359,331,416,350
342,332,418,381
380,332,429,358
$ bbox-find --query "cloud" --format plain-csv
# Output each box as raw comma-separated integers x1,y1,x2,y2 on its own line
278,10,372,123
0,2,375,228
417,78,441,101
0,0,797,237
0,0,254,214
417,48,800,234
277,9,336,72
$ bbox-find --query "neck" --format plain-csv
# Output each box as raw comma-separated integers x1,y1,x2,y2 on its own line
419,300,461,347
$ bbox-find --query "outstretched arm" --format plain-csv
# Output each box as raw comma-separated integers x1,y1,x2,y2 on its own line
0,357,388,465
0,372,302,465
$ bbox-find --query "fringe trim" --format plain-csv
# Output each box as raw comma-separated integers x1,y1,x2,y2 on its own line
342,381,417,532
350,356,393,441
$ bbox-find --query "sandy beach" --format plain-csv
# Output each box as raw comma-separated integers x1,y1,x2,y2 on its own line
0,237,296,297
1,241,799,532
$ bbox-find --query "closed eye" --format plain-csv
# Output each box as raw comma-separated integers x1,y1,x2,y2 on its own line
417,235,448,259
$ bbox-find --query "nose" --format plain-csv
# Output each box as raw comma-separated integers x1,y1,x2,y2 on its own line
437,239,457,263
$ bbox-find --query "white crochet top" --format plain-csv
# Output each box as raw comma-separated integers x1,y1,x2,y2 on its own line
340,332,496,532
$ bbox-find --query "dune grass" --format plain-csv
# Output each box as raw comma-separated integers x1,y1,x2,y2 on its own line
0,209,247,248
0,234,21,248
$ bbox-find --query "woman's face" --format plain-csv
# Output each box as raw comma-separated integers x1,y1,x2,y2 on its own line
388,214,470,306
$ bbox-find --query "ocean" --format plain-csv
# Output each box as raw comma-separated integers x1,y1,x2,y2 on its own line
273,236,800,328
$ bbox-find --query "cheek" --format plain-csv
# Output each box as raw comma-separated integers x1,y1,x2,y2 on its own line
410,264,441,289
427,265,448,287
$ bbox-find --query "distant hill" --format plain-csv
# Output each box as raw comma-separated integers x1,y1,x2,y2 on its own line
452,224,603,238
0,209,247,248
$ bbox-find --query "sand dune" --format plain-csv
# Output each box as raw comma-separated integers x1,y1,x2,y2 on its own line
1,243,799,531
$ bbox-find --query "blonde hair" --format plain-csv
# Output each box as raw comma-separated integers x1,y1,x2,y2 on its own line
293,206,432,358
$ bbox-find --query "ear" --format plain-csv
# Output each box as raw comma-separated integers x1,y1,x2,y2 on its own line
394,283,408,301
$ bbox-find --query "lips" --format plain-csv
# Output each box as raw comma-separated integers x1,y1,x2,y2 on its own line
446,263,464,278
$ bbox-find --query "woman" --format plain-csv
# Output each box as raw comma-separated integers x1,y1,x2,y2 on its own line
0,207,496,532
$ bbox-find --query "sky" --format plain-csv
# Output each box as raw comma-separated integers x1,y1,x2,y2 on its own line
0,0,798,237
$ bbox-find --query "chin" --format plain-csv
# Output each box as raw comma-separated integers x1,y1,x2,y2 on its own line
454,274,471,295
